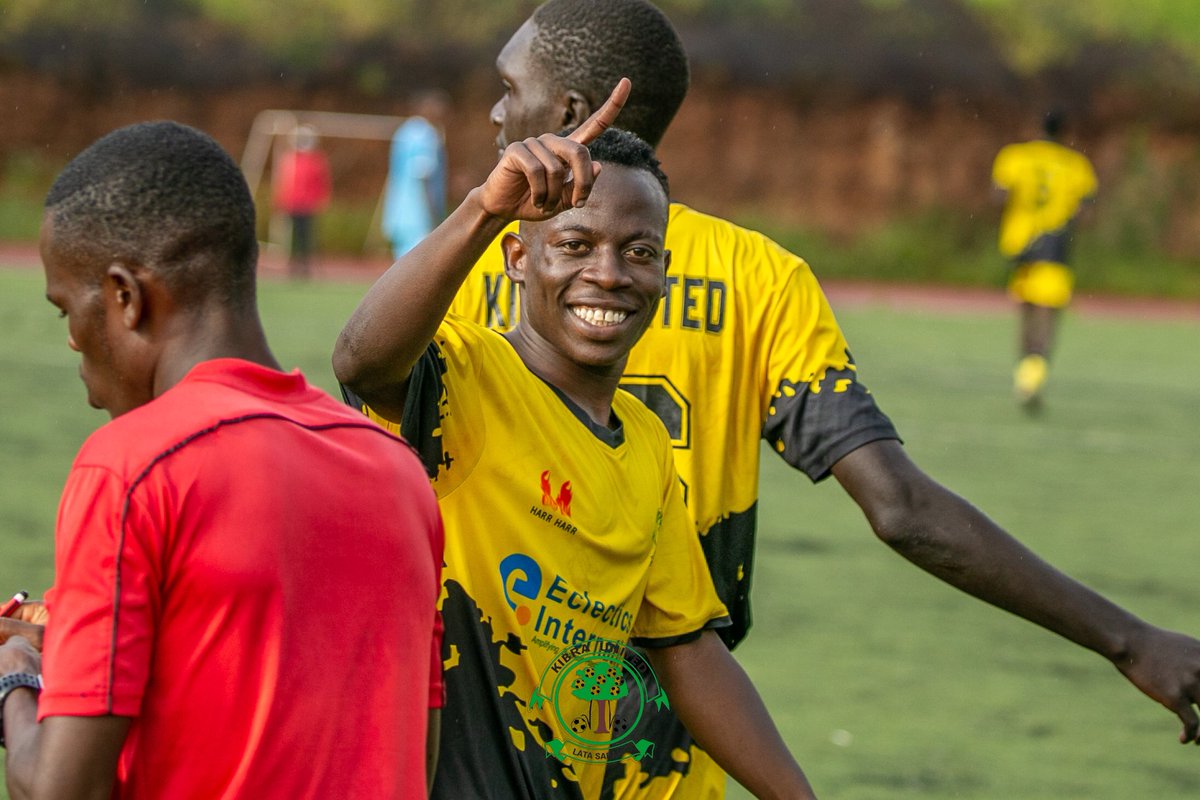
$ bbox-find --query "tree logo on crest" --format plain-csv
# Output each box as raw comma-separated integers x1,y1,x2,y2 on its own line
530,637,668,765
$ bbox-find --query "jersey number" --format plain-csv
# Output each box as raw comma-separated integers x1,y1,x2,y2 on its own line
619,374,691,450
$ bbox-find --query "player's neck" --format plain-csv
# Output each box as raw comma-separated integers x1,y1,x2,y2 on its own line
503,329,623,428
153,308,281,397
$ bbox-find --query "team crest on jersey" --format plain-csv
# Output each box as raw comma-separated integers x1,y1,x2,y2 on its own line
540,470,573,517
530,637,667,766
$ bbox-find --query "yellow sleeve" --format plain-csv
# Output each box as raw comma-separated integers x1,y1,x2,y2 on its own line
756,250,899,480
759,252,853,399
992,143,1022,190
631,426,730,645
352,316,487,494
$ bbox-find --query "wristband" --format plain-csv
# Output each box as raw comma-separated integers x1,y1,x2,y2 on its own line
0,672,42,749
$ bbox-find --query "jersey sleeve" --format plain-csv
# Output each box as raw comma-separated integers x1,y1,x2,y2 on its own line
992,144,1020,190
39,464,161,719
631,439,730,647
758,257,900,482
339,317,468,481
400,341,450,479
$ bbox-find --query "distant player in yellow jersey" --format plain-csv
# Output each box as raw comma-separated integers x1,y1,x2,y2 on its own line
446,1,1200,797
992,109,1098,409
334,84,819,799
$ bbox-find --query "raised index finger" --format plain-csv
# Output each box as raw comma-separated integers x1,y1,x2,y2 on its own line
568,77,631,146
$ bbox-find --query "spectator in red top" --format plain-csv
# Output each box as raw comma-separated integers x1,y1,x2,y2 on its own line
0,121,444,800
272,124,332,279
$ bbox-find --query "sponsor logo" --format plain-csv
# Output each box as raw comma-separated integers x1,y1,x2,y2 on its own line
499,553,542,626
540,470,572,516
499,553,635,650
531,470,577,535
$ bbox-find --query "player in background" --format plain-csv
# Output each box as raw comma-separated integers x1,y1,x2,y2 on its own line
383,90,451,258
335,83,819,799
449,0,1200,797
0,121,444,800
992,109,1098,410
272,124,332,279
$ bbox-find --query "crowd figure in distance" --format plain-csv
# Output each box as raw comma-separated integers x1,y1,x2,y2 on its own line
383,90,450,258
271,123,332,279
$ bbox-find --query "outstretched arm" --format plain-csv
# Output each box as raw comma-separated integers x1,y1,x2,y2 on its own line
833,438,1200,744
648,631,818,800
333,79,631,421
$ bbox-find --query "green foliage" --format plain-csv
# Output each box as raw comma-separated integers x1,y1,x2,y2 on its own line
964,0,1200,71
7,0,1200,77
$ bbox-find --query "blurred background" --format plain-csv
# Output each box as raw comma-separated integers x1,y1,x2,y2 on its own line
3,4,1200,798
2,0,1200,296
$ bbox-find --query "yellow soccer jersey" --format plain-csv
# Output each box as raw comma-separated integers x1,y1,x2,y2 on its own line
450,203,899,649
449,203,899,799
992,139,1098,261
345,315,729,800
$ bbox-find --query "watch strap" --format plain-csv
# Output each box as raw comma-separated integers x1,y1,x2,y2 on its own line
0,672,43,749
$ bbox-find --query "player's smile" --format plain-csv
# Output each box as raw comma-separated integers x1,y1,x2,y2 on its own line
570,305,629,328
562,296,641,348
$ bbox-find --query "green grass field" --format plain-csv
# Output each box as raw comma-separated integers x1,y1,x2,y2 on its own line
1,265,1198,797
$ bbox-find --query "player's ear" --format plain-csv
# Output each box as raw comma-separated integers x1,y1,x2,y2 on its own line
562,89,593,133
660,250,672,298
104,263,146,331
501,231,528,286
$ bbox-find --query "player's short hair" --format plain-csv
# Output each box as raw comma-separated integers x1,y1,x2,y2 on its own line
587,128,670,199
530,0,688,147
45,121,258,310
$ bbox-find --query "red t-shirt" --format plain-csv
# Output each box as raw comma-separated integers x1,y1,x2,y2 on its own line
273,148,332,215
39,359,443,799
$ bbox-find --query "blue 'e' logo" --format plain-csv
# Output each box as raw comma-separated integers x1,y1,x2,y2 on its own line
499,553,542,625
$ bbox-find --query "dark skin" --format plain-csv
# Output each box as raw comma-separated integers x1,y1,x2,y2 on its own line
336,80,817,799
0,217,282,800
3,217,445,797
488,20,1200,747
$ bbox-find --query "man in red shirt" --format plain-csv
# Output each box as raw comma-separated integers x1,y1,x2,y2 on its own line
272,124,332,279
0,121,444,799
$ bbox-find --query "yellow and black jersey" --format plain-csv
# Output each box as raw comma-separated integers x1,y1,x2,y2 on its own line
344,315,728,800
450,203,900,651
992,139,1098,264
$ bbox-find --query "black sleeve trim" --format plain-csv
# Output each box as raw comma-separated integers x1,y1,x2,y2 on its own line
630,615,732,649
401,342,448,478
763,353,901,483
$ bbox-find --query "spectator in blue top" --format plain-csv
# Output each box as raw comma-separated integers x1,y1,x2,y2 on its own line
382,90,450,257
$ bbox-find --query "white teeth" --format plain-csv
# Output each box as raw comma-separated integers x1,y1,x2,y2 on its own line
572,306,628,327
